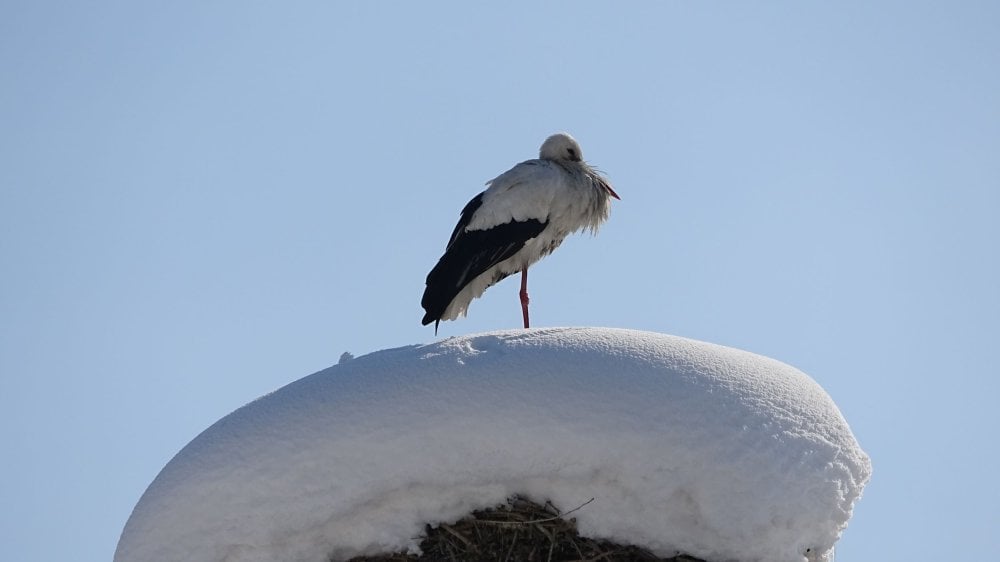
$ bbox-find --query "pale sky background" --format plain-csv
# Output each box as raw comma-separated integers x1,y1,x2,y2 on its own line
2,2,997,561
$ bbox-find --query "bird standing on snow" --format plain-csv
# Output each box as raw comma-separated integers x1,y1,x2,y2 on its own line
421,133,620,332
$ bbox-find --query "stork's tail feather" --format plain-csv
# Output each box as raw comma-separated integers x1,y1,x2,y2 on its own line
419,310,441,334
420,309,444,328
421,279,457,332
420,309,444,335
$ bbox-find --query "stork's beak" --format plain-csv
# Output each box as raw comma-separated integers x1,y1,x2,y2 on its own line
606,184,621,200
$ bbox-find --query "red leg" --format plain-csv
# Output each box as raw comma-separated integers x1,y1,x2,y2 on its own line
519,267,530,329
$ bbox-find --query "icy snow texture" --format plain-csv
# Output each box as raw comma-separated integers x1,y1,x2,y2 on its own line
115,328,870,562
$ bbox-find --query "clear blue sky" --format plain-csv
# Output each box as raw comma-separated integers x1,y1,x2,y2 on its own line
2,2,997,560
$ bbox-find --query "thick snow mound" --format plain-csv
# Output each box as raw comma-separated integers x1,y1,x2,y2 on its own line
115,328,870,562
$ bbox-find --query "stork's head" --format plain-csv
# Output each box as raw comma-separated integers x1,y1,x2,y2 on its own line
540,133,583,162
540,132,620,200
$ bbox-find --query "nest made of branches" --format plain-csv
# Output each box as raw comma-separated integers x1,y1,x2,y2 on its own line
347,496,706,562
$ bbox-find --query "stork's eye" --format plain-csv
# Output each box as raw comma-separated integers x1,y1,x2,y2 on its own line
567,148,577,158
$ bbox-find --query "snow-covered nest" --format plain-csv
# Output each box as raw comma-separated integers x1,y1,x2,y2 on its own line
115,328,871,562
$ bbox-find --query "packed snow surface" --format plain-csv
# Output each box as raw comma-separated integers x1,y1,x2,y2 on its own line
116,328,870,562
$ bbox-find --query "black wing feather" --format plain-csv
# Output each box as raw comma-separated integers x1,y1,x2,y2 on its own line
446,192,485,250
421,194,547,328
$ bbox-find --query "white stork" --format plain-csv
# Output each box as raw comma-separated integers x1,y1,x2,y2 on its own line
421,132,620,332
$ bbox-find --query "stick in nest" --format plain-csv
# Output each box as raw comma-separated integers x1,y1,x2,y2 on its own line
346,496,706,562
